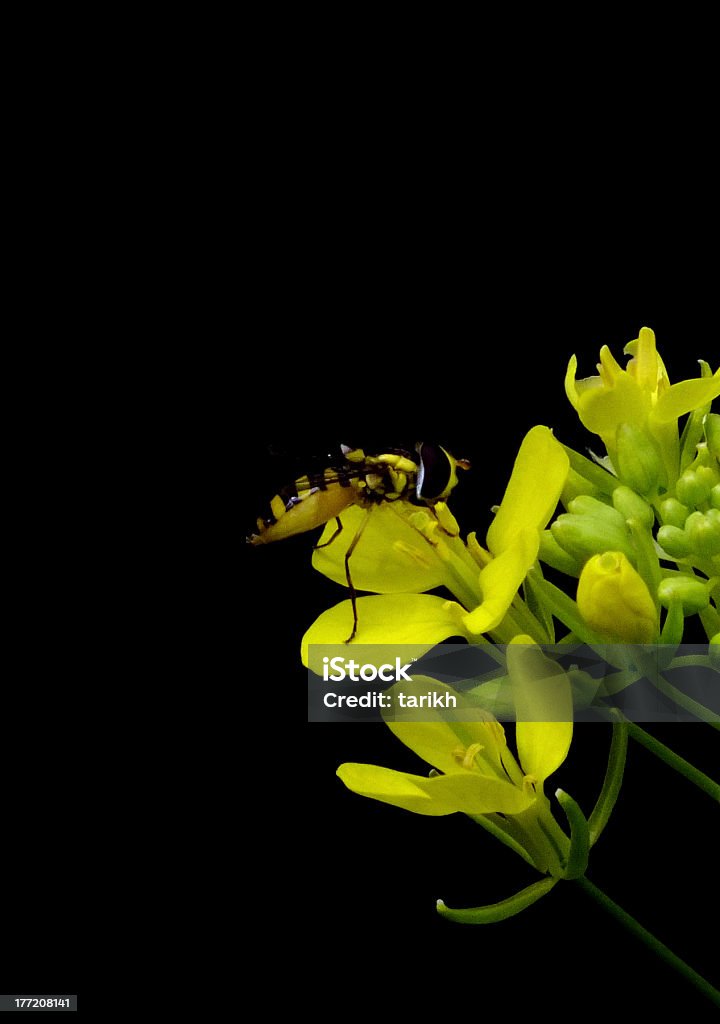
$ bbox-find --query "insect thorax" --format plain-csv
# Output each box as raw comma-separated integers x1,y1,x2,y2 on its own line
342,448,420,505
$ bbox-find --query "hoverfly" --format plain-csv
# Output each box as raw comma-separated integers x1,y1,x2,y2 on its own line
247,443,470,641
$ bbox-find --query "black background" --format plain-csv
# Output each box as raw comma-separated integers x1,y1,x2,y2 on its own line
241,304,718,1016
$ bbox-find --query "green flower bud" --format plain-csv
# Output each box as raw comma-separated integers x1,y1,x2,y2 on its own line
577,551,658,643
712,484,720,510
684,510,720,557
657,576,710,614
660,498,690,528
696,464,720,493
656,525,692,558
676,469,711,507
567,495,627,530
551,513,635,565
614,423,665,497
705,413,720,460
612,485,655,529
539,530,582,576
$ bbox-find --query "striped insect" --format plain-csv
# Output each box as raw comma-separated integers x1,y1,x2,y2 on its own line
247,443,470,641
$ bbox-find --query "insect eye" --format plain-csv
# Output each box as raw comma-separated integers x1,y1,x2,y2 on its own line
416,442,452,501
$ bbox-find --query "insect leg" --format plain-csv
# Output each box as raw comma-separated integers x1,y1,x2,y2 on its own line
344,506,373,643
313,516,344,549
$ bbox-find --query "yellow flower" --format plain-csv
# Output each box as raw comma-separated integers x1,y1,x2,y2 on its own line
576,551,658,643
302,426,569,660
565,326,720,487
337,640,573,876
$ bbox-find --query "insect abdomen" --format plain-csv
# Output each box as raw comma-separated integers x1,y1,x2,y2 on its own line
248,483,356,544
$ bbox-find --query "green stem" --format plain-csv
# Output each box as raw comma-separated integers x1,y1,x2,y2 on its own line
650,667,720,730
574,876,720,1008
509,594,551,644
666,655,715,669
625,721,720,802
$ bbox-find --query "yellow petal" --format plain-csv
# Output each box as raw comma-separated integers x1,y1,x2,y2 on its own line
383,678,510,781
506,640,573,785
564,354,581,410
652,371,720,423
301,594,468,666
312,503,448,593
337,762,533,816
462,529,540,635
597,344,626,386
625,326,660,393
486,426,569,555
573,372,648,440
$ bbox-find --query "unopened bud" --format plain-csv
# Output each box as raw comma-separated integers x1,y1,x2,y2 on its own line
568,495,627,529
539,530,582,576
551,514,634,565
612,485,655,529
656,525,692,558
577,551,657,643
660,498,690,529
614,423,665,496
657,576,710,614
676,469,712,507
684,510,720,557
696,464,720,493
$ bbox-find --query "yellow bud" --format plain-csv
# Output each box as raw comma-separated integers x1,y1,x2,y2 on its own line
577,551,658,643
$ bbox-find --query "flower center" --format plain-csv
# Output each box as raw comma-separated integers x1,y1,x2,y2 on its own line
453,742,485,770
523,773,538,794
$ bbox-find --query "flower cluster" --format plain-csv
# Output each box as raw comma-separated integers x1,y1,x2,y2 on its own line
281,327,719,1001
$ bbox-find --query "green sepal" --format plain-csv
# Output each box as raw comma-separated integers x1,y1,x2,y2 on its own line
555,789,590,879
587,717,629,847
469,813,538,870
436,876,557,924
